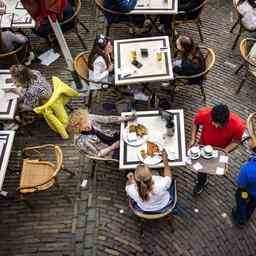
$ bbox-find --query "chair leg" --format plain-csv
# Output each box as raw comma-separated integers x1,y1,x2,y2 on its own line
79,21,89,32
140,218,145,237
20,194,33,209
62,167,75,177
235,63,245,74
200,84,206,101
165,213,175,233
230,18,239,33
54,178,72,203
103,19,110,37
90,160,96,179
236,78,246,94
195,19,203,42
231,27,242,50
75,23,87,50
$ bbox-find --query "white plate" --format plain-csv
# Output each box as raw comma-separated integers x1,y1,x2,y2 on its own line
187,148,200,160
137,142,162,166
200,149,214,159
166,150,178,161
123,125,148,147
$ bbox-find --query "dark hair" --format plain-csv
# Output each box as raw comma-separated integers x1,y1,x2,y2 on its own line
211,104,230,126
88,34,111,70
10,64,37,87
179,35,195,55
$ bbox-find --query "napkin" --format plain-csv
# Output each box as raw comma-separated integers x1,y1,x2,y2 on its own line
219,155,229,164
216,167,225,175
193,162,203,171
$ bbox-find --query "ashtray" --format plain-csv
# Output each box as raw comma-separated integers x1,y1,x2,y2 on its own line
140,48,148,57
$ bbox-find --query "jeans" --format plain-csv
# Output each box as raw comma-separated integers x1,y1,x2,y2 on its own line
233,189,256,224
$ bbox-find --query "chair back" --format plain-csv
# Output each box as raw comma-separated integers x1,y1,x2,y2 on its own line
176,0,207,20
18,144,64,193
0,44,26,68
239,38,256,68
129,179,177,220
246,113,256,147
74,51,89,82
60,0,81,26
175,47,215,80
95,0,129,15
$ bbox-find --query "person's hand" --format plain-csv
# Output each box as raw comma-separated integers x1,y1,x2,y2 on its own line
108,63,114,73
126,172,134,180
188,139,195,150
161,149,168,162
126,114,136,122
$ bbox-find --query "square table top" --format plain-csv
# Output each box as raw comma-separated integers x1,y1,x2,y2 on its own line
119,109,186,170
130,0,178,14
0,0,35,28
0,69,18,120
0,130,15,191
114,36,173,85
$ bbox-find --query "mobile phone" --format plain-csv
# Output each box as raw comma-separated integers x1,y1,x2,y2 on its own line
132,60,143,69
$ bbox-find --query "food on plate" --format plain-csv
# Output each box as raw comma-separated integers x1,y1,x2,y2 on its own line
140,149,147,159
129,124,136,133
128,123,148,137
147,141,159,157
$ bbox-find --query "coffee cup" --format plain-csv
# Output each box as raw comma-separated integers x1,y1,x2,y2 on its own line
203,145,213,157
190,146,200,158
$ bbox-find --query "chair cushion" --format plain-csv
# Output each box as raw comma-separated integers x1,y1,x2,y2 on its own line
20,159,56,193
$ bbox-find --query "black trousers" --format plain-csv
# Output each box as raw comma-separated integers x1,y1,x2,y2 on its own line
197,172,207,186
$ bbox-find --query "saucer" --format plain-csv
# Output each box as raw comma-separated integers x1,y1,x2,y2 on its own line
200,149,214,159
187,149,200,160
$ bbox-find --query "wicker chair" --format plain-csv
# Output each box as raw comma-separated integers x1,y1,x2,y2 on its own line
174,47,215,101
129,179,177,236
246,112,256,142
48,0,89,49
17,144,75,208
230,0,256,50
234,38,256,94
95,0,133,36
175,0,207,42
0,43,28,68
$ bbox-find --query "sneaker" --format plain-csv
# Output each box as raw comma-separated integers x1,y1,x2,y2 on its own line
24,51,35,66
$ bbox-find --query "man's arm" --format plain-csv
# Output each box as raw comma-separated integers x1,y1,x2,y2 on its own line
224,141,240,153
190,122,199,147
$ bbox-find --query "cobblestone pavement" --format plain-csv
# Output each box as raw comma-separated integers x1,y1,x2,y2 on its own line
1,0,256,255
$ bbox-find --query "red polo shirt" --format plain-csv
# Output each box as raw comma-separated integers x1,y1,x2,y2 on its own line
193,107,245,148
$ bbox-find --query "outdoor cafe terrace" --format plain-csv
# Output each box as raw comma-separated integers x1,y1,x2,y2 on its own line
1,0,256,255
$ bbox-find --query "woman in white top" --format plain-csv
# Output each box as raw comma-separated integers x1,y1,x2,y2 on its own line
88,34,114,89
126,149,172,212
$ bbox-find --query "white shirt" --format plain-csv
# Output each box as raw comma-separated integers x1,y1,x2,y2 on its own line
89,55,110,90
126,175,172,212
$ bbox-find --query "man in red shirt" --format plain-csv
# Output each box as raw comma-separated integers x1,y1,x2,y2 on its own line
190,104,245,195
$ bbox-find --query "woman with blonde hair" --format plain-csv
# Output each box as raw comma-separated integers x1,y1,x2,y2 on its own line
68,108,135,159
126,149,172,212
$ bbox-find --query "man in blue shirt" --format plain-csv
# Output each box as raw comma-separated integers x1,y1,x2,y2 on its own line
232,137,256,226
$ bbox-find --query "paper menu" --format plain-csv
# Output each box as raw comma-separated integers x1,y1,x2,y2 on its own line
219,155,229,164
193,162,203,171
216,167,225,176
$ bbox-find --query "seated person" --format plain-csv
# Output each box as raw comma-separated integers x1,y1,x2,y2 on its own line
21,0,75,38
88,35,114,88
68,108,135,159
103,0,149,34
237,0,256,31
173,35,205,84
126,149,172,212
10,65,53,111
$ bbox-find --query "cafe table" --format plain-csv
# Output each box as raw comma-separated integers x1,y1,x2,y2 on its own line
114,36,173,86
130,0,178,14
119,109,186,170
0,130,15,192
0,69,18,120
189,147,229,176
0,0,35,28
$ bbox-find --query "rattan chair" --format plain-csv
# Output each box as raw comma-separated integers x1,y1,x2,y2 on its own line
174,47,215,101
230,0,256,50
48,0,89,49
0,43,27,68
129,179,177,236
234,38,256,93
17,144,75,208
175,0,207,42
95,0,133,36
246,112,256,141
